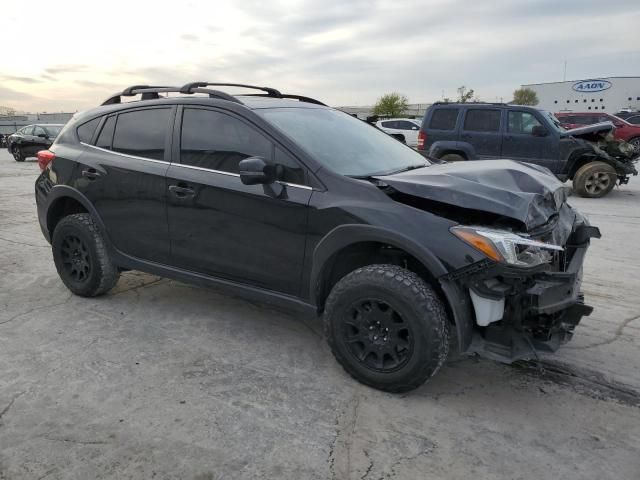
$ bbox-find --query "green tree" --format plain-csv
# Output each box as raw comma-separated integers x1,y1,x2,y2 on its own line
372,92,409,117
511,87,539,106
456,86,476,103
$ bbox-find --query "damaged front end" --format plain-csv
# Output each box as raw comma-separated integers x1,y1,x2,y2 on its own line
564,122,639,184
444,206,601,362
374,160,602,363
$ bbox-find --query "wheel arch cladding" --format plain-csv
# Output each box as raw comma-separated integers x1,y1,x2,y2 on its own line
311,224,448,307
46,186,104,238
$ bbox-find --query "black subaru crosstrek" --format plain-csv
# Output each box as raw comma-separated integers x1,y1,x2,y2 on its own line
35,83,600,393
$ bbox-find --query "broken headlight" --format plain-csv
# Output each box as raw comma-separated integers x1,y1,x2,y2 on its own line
451,226,563,267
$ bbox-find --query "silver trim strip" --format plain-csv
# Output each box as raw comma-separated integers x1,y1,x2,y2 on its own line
81,142,169,165
81,142,313,190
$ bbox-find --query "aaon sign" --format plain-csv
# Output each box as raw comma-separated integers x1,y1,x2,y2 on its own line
572,79,612,93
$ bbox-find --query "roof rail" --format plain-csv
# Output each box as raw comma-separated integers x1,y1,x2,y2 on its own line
101,83,326,107
180,82,282,97
432,101,510,106
101,86,243,106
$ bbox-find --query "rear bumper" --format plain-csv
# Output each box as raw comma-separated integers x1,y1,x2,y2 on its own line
447,224,601,363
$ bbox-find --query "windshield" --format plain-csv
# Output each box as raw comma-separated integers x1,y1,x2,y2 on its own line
258,108,429,176
542,111,565,133
43,125,63,137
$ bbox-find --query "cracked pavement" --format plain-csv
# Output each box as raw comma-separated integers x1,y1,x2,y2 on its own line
0,150,639,479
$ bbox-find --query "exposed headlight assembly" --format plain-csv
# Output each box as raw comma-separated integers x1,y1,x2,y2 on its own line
451,226,563,267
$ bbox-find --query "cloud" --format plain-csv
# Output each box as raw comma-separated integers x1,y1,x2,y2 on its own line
2,0,640,111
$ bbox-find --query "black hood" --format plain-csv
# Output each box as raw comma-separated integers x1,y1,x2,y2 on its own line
374,160,571,230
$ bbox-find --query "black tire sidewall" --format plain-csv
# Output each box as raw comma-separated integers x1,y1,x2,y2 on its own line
13,146,24,162
52,217,103,296
325,266,448,392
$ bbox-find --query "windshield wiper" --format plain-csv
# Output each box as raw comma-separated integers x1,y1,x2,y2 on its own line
378,163,428,176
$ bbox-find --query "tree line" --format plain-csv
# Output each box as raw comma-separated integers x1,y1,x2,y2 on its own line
372,87,539,117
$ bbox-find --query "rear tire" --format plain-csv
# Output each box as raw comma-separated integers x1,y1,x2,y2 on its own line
12,146,24,162
324,264,449,393
572,161,616,198
52,213,120,297
440,153,465,162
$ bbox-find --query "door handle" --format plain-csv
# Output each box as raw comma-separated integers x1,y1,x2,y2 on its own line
81,168,101,180
168,184,195,198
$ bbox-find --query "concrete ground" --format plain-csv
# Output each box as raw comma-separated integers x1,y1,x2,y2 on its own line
0,149,639,479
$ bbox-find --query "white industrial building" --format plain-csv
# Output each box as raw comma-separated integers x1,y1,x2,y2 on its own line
522,76,640,114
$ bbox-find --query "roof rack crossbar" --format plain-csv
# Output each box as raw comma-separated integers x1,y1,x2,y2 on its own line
237,93,327,106
101,86,243,106
101,83,324,107
180,82,282,97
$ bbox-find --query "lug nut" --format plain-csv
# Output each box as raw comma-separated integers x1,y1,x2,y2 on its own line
373,336,378,340
369,326,374,330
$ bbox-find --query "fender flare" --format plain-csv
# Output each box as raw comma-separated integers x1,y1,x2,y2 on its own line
428,141,476,160
44,185,110,242
309,224,448,306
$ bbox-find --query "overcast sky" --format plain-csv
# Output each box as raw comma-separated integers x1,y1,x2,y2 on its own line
2,0,639,112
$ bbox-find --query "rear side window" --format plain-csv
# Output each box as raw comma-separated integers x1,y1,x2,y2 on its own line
463,109,501,132
96,116,116,149
429,109,458,130
77,118,100,143
397,120,419,130
381,121,397,128
112,108,170,160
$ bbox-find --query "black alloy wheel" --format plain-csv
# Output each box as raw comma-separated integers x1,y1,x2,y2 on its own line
343,299,413,372
60,234,91,282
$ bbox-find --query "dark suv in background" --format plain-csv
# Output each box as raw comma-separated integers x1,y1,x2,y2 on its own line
7,124,64,162
419,103,638,198
35,83,599,392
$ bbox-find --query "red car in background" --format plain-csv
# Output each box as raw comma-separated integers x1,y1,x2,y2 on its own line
555,112,640,151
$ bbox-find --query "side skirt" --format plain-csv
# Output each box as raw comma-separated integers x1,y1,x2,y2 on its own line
112,250,317,316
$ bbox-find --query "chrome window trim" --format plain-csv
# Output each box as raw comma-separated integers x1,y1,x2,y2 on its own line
81,142,313,190
81,142,168,164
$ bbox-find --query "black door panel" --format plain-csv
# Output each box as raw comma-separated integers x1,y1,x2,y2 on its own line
166,165,311,295
75,149,171,263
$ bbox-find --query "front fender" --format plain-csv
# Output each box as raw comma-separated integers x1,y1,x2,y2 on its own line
309,224,448,305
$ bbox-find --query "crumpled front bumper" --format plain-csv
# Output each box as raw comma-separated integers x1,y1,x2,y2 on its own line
444,224,601,363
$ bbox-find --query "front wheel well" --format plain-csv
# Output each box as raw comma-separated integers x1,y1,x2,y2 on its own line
567,155,600,179
47,196,88,237
315,241,445,313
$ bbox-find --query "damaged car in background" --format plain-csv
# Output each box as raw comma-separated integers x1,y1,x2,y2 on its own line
420,103,638,198
36,84,600,393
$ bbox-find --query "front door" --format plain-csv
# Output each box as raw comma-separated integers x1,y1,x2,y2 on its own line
166,106,312,296
460,108,503,158
502,110,558,172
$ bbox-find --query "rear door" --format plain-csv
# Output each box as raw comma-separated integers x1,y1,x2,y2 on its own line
75,107,173,263
166,106,312,296
460,108,502,157
502,110,558,172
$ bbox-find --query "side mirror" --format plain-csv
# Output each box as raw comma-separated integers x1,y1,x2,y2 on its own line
239,157,280,185
531,125,548,137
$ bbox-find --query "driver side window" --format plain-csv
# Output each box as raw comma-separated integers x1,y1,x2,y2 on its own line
508,111,542,134
180,108,307,185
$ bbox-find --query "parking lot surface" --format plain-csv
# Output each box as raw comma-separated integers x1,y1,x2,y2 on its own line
1,149,639,479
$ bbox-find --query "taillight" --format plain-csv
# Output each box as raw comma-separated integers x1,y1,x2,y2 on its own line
417,131,426,150
37,150,56,171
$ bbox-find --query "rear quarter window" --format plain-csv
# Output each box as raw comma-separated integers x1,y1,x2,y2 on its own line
76,118,101,143
428,109,459,130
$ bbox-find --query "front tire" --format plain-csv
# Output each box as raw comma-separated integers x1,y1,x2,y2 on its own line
52,213,120,297
572,161,616,198
324,265,449,393
12,146,24,162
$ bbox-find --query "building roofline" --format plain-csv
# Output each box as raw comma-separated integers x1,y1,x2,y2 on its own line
522,76,640,87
